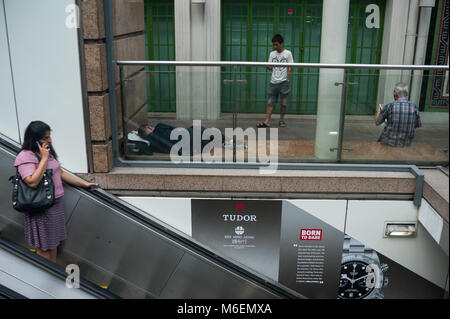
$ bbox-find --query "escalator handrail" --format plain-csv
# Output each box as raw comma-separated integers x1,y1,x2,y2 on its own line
0,136,302,299
0,234,120,299
0,284,27,299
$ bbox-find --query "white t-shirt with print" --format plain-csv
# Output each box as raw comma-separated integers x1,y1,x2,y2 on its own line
268,49,294,84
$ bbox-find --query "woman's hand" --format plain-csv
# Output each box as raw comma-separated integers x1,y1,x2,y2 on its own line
37,141,51,159
84,182,99,190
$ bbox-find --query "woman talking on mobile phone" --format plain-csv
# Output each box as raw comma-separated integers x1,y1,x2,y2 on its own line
13,121,97,263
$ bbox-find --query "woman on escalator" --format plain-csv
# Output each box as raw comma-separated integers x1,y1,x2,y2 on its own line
13,121,97,263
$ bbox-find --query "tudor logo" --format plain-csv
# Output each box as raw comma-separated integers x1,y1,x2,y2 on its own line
223,203,257,222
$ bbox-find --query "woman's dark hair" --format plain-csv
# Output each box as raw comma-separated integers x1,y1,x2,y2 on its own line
21,121,58,160
272,34,284,44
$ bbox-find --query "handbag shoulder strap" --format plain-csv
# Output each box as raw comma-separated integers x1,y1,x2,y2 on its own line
33,152,41,162
32,152,53,176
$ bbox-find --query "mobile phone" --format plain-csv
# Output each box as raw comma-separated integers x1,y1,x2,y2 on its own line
34,139,43,147
90,184,100,189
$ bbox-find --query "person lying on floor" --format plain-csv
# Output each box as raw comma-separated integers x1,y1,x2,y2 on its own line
136,122,231,155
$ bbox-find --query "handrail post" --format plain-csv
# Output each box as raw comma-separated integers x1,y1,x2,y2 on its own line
336,69,348,162
119,65,128,156
232,65,237,163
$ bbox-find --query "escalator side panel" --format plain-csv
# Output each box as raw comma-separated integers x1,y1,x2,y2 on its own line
62,196,185,297
160,252,281,299
61,187,82,224
0,150,27,247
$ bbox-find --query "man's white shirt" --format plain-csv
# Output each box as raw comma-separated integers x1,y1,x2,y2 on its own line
268,49,294,84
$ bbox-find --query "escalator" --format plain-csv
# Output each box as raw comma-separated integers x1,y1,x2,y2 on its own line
0,136,303,299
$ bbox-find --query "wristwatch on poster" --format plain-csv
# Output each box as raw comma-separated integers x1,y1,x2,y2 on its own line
338,235,389,299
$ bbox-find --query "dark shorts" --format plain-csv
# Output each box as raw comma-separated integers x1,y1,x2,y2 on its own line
268,80,290,105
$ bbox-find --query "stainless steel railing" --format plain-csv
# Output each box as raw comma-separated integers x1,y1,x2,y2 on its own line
116,60,448,163
117,60,449,70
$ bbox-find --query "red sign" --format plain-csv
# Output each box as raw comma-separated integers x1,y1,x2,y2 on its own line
300,229,322,241
287,9,293,15
236,204,244,214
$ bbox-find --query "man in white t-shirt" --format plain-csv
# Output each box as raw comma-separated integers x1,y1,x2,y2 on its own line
257,34,294,128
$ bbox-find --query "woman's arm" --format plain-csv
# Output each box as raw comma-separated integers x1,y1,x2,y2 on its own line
23,157,48,188
60,170,97,189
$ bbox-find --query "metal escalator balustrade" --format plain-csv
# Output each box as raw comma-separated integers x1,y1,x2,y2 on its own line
0,137,303,299
0,235,117,299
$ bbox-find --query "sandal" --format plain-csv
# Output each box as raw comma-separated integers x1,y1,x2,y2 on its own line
256,122,270,128
279,120,287,127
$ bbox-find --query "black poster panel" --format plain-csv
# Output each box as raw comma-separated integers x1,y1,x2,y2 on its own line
191,199,282,281
278,201,345,298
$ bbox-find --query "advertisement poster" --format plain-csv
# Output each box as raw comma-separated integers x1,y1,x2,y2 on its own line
338,235,446,299
192,199,448,299
278,201,344,298
191,199,282,281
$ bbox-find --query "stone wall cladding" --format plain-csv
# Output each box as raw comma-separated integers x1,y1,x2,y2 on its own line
81,0,146,173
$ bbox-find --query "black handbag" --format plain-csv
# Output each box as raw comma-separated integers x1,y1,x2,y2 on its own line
9,153,55,214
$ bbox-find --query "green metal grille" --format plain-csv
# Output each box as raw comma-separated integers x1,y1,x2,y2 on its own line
144,0,176,112
221,0,322,114
143,0,384,115
222,0,384,115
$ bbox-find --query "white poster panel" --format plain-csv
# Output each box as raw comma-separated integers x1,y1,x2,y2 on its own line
0,0,20,143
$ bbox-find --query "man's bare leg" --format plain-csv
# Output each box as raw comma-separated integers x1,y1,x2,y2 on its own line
264,104,274,126
280,105,286,122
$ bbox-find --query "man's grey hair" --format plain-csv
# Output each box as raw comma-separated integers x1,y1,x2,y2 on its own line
394,82,408,96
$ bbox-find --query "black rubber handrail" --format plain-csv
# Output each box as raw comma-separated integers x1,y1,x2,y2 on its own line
0,136,301,299
0,284,27,299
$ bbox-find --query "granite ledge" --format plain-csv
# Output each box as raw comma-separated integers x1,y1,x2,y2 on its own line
76,167,416,195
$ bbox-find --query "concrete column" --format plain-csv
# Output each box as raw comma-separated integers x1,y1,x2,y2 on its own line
401,0,420,83
205,0,221,120
410,0,435,105
314,0,350,160
377,0,410,106
174,0,221,120
190,3,206,119
174,0,191,119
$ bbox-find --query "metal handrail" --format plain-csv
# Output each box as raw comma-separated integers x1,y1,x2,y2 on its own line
116,60,449,71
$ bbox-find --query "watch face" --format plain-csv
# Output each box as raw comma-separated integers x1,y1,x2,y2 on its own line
338,261,376,299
